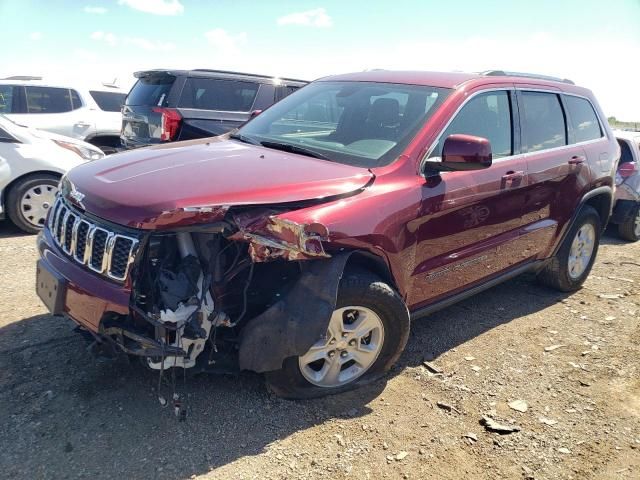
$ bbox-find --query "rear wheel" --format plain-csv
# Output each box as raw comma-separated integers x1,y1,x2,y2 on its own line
537,205,601,292
617,203,640,242
7,174,59,234
265,272,410,399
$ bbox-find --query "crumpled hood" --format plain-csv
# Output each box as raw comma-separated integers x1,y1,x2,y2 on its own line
65,138,373,229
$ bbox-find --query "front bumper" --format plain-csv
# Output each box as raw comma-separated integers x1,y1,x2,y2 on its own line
37,228,130,333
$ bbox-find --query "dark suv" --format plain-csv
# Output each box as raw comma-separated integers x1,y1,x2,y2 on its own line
120,69,307,148
37,70,618,399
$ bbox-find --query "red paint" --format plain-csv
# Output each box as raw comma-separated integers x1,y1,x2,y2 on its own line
40,71,618,332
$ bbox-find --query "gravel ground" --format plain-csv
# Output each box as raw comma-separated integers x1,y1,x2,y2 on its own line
0,221,638,480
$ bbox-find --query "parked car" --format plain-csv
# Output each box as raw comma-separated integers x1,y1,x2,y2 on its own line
120,69,307,148
0,77,126,154
609,130,640,241
0,115,104,233
37,70,618,399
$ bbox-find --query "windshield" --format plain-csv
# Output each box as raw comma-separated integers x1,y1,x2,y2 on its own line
237,81,450,167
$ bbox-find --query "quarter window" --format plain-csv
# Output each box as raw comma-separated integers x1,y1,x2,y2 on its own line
431,91,513,159
521,92,567,153
179,78,259,111
0,85,16,113
25,87,74,114
564,95,602,143
90,91,126,112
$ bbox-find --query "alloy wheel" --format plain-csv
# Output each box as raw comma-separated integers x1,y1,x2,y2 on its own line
568,223,596,279
298,306,385,388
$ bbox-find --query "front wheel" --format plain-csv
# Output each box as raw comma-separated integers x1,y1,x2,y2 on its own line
537,205,601,292
7,174,59,234
617,203,640,242
265,272,410,399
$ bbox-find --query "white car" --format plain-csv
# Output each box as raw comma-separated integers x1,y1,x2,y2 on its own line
0,115,104,233
0,77,126,154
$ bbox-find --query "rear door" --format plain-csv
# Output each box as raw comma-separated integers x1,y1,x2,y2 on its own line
88,90,127,137
5,86,94,140
175,77,261,139
410,88,531,308
121,73,177,147
516,89,594,257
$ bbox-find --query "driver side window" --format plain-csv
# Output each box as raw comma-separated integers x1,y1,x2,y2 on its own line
431,91,513,159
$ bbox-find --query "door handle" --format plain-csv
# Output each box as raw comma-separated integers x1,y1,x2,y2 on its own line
75,121,91,127
502,171,524,181
501,170,524,188
569,155,586,165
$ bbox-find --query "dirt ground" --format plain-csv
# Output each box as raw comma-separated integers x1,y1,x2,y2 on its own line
0,221,638,480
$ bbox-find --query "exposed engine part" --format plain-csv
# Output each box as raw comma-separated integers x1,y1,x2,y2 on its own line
146,232,215,370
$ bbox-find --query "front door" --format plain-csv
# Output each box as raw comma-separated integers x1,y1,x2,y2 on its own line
409,88,531,309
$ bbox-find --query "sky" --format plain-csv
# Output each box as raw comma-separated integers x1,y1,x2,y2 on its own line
1,0,639,120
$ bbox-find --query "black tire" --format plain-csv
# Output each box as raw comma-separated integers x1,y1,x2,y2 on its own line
7,173,60,234
617,203,640,242
537,205,601,292
265,272,410,399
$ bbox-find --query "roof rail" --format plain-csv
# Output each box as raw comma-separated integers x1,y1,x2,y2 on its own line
2,75,43,81
480,70,574,85
191,68,307,83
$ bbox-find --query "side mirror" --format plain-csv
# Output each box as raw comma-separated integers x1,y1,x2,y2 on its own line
249,109,262,119
424,134,492,173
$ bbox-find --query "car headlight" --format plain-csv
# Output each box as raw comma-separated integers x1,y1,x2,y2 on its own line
53,140,104,161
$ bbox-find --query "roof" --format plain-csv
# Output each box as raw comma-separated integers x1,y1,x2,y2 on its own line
317,70,591,93
134,69,308,85
318,70,480,88
0,78,126,92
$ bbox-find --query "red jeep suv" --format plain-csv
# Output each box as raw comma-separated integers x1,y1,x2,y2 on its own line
36,70,618,398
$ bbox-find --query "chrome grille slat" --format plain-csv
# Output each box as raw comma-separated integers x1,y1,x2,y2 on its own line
47,197,139,282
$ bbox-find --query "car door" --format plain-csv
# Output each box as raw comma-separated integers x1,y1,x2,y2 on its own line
409,88,531,308
515,89,594,257
7,86,95,140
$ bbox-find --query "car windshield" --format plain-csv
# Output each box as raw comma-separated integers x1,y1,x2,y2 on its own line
237,81,450,167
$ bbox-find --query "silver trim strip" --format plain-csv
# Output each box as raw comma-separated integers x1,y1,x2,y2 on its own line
48,197,138,282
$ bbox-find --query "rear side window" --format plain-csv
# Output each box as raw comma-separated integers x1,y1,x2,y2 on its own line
276,85,300,101
70,90,82,109
564,95,602,143
432,90,513,159
90,91,126,112
25,87,76,114
617,139,634,164
0,85,16,113
521,92,567,153
179,78,259,111
126,75,175,107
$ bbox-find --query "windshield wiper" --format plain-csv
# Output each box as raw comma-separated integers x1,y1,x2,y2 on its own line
259,140,329,160
229,133,259,145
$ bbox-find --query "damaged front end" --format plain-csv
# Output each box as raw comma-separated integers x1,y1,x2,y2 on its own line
95,207,349,375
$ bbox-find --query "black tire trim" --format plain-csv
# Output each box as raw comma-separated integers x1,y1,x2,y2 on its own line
537,205,601,292
551,186,611,257
265,272,410,399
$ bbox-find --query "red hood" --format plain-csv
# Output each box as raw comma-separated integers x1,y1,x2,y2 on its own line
65,138,373,229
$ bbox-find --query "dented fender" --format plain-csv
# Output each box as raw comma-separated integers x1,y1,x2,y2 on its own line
238,252,352,372
229,210,330,262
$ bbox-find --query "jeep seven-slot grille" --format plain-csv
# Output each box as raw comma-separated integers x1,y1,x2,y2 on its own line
47,197,139,282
